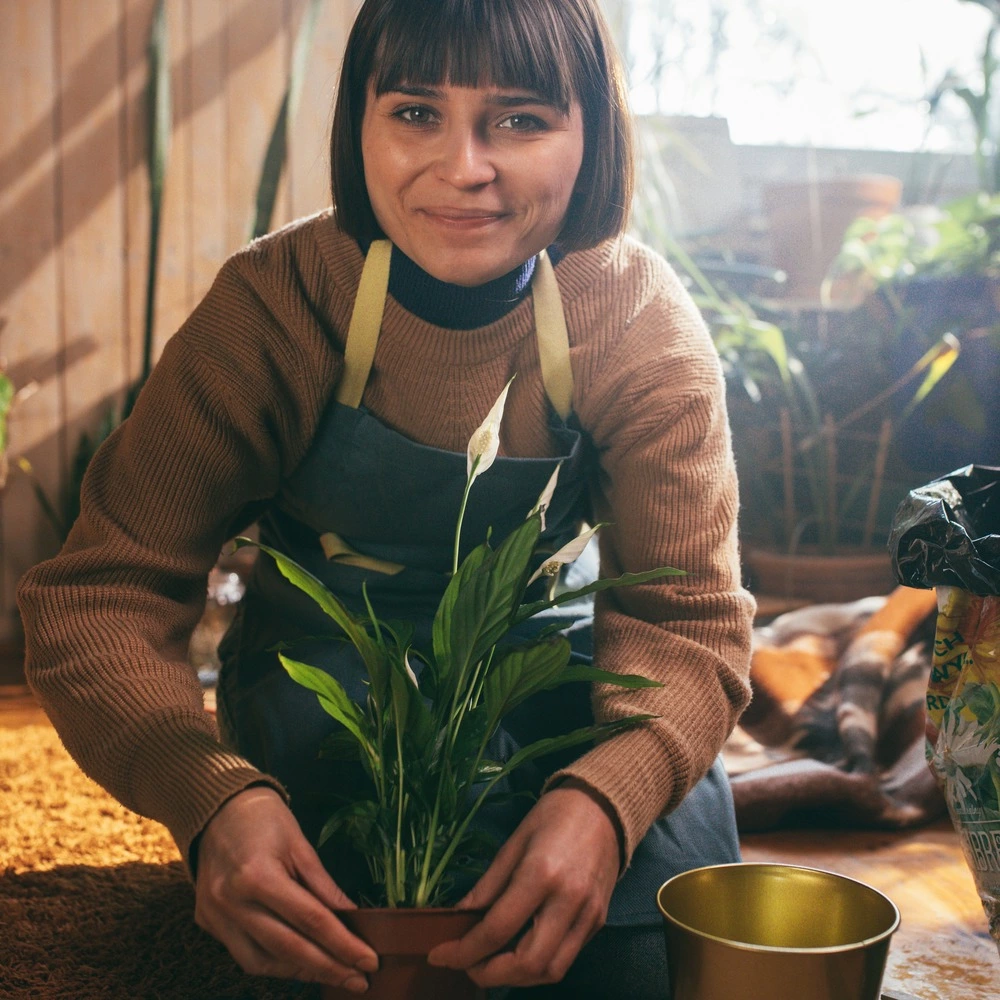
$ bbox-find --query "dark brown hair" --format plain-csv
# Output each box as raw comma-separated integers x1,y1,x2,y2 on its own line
330,0,634,253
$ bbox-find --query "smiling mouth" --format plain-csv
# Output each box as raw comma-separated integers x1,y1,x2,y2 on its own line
419,209,508,229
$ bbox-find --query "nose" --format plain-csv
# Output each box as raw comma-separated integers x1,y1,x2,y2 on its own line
435,126,497,188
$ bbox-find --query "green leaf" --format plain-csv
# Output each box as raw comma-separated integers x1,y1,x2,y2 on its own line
433,516,541,707
318,799,379,850
250,0,322,240
482,638,572,727
898,333,961,422
279,654,371,750
236,537,389,709
490,715,659,782
514,566,685,624
555,665,663,690
318,729,364,762
135,0,171,401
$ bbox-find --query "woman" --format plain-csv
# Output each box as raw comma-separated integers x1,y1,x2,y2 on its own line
16,0,754,996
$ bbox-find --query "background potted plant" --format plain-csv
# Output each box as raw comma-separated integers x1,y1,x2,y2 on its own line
668,250,960,604
824,0,1000,475
236,385,678,999
827,191,999,476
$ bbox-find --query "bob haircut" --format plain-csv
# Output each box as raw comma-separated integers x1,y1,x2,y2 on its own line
330,0,634,253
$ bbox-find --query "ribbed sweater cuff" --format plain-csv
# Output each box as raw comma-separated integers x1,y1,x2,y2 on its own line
126,711,289,874
541,726,688,871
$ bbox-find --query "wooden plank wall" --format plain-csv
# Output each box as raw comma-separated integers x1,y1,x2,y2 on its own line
0,0,362,650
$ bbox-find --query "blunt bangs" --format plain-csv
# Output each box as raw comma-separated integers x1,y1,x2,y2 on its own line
370,1,576,112
332,0,634,254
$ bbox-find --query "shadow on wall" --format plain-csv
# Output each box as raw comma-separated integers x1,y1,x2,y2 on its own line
0,0,288,311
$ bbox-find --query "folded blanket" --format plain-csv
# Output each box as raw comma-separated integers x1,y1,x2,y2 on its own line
728,586,947,832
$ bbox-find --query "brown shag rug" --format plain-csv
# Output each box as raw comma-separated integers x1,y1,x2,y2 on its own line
0,723,310,999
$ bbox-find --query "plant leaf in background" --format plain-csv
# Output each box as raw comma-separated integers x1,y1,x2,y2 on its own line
127,0,172,418
250,0,323,240
0,367,13,490
20,0,171,542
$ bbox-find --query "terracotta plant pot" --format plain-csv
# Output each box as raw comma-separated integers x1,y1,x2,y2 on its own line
762,174,902,301
743,546,897,604
321,908,486,1000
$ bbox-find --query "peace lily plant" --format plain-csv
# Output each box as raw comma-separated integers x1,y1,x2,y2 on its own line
235,380,682,908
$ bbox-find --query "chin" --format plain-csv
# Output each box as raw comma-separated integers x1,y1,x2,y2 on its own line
419,251,524,288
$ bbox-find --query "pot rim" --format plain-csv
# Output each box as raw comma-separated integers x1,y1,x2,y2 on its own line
656,862,900,956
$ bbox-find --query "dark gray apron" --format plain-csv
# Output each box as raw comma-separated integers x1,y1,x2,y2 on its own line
216,243,739,926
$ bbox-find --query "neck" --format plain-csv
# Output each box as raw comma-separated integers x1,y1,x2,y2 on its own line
361,240,563,330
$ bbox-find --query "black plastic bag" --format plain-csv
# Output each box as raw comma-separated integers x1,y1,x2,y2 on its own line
887,464,1000,954
888,464,1000,595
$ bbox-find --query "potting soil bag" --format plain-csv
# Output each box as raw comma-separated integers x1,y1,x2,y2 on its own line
888,465,1000,954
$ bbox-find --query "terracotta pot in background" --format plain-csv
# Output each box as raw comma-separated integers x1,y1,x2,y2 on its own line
322,908,486,1000
743,546,897,605
762,174,902,301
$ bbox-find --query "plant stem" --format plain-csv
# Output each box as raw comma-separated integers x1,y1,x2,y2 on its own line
426,772,508,894
394,723,405,904
452,457,480,575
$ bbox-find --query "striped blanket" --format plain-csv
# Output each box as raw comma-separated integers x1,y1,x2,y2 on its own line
726,586,947,831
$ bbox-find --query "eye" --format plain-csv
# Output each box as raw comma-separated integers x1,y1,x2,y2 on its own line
393,105,437,126
497,113,548,132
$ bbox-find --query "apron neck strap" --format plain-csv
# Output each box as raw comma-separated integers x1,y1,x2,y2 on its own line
335,239,392,409
532,249,573,422
336,240,574,421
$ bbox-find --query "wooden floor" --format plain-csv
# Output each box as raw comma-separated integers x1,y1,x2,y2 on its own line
2,685,997,999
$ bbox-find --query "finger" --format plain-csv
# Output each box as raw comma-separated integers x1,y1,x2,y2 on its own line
428,867,545,970
241,908,370,990
464,897,581,989
541,912,597,985
252,874,378,973
291,838,359,913
502,897,579,985
456,827,529,910
288,838,378,972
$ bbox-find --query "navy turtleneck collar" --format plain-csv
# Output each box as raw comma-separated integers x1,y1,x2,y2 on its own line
359,240,563,331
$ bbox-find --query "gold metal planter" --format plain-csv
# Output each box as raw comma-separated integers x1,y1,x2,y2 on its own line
657,862,899,1000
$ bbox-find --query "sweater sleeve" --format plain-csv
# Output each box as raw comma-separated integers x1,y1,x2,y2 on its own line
15,246,342,868
544,248,755,867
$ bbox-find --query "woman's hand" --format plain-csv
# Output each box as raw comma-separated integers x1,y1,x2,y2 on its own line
194,786,379,993
426,783,621,988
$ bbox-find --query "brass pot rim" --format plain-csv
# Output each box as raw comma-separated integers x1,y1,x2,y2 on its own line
656,862,900,955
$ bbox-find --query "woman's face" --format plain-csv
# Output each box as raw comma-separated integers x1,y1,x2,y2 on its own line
361,81,585,286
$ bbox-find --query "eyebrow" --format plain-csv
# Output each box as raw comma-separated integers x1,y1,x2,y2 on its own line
388,85,562,110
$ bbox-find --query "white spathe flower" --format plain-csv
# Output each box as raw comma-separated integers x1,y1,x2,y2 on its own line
403,650,420,687
527,523,602,585
528,463,562,532
467,377,514,482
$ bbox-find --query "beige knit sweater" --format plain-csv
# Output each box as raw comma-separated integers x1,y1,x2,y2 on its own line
17,210,754,871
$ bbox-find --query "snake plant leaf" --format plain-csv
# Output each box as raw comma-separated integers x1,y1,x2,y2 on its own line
279,654,371,748
514,565,685,625
235,536,389,709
